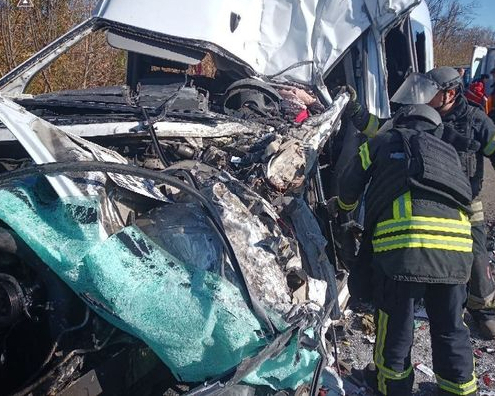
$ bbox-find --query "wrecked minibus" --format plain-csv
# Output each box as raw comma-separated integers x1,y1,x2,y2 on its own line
0,0,433,394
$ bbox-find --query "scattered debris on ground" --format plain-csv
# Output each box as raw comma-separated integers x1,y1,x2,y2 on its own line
333,215,495,395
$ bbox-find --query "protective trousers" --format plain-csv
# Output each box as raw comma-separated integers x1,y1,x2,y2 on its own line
372,270,476,396
467,217,495,318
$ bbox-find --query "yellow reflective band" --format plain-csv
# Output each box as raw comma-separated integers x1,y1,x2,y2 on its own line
374,233,472,244
363,114,380,138
393,197,400,219
378,364,413,380
392,192,412,219
372,309,413,392
378,371,387,395
374,310,389,395
483,133,495,156
374,242,472,253
377,215,472,228
337,197,358,211
374,217,471,237
436,374,477,395
404,191,412,218
374,310,387,368
359,142,372,170
373,233,472,253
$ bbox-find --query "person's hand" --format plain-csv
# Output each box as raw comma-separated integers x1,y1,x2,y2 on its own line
325,196,340,217
344,84,358,102
341,220,364,240
342,85,361,117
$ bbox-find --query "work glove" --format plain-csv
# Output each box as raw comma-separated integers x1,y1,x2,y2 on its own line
325,196,340,218
341,220,364,241
342,84,362,118
331,85,361,117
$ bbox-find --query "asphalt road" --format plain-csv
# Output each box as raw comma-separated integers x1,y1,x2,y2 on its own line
339,159,495,395
480,158,495,218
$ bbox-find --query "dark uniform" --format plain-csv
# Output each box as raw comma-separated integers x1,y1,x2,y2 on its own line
348,68,495,338
336,105,476,395
441,94,495,320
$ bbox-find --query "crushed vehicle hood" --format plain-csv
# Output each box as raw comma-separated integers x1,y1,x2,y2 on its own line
94,0,421,86
0,91,348,393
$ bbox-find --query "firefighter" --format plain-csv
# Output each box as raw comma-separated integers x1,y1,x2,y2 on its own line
329,104,476,396
390,66,495,339
345,66,495,339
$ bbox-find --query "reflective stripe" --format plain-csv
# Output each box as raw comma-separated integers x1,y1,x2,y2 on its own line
359,142,372,170
374,310,412,394
363,114,380,138
375,310,389,395
376,193,472,252
483,132,495,156
374,218,471,237
436,374,477,395
377,371,387,395
392,192,412,219
377,215,472,228
373,233,473,253
337,197,358,211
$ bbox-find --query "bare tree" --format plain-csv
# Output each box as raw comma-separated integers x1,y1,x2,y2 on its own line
0,0,125,94
425,0,495,66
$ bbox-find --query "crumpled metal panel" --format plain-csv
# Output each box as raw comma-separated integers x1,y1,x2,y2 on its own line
94,0,419,85
0,180,332,390
0,94,170,204
0,88,349,393
364,0,420,32
204,180,293,314
279,197,338,313
267,93,348,192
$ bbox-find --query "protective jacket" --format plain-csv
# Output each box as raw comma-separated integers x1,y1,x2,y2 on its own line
352,95,495,198
441,95,495,198
338,118,473,284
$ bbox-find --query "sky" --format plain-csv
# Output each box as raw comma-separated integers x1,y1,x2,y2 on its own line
459,0,495,30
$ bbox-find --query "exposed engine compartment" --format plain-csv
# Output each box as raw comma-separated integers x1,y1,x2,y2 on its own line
0,70,352,395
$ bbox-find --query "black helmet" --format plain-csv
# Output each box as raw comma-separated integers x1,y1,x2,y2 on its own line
393,104,442,128
391,67,462,106
425,67,462,91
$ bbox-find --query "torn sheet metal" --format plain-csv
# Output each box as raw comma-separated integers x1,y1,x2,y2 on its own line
0,96,87,198
203,180,292,314
0,94,169,203
278,197,339,313
364,0,421,32
0,180,331,390
0,85,348,392
0,119,264,142
94,0,420,86
267,93,348,192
